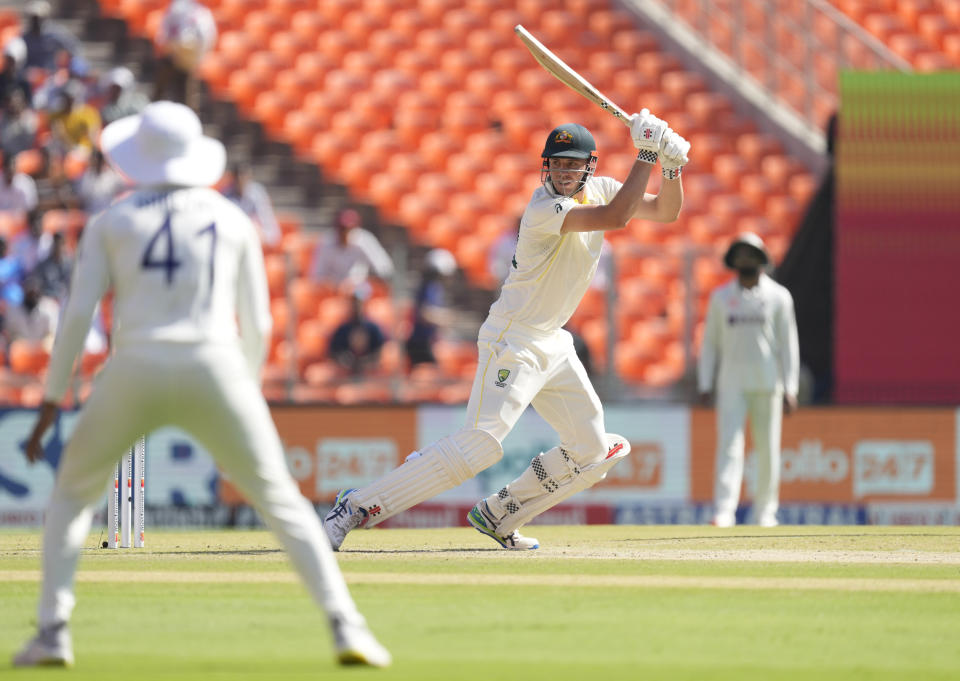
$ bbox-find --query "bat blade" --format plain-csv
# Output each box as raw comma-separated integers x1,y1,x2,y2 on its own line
514,24,630,127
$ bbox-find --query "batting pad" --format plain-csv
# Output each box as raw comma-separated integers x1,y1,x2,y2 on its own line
491,433,631,536
352,428,502,528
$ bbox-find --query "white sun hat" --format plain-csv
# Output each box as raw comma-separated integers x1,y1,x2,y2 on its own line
100,101,226,188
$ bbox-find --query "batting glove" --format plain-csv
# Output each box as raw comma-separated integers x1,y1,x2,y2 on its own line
630,108,668,164
659,129,690,179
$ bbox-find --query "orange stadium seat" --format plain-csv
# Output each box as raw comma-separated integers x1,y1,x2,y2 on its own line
443,8,484,42
296,318,330,363
290,10,323,42
466,29,509,63
314,30,356,62
318,0,354,24
8,339,49,376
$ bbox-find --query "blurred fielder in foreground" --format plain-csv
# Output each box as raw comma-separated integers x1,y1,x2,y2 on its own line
325,110,689,550
698,233,799,528
13,102,390,668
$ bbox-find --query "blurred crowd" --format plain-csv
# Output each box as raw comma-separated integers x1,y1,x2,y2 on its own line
0,1,467,402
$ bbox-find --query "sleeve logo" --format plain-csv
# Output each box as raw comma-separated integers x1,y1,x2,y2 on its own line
495,369,511,387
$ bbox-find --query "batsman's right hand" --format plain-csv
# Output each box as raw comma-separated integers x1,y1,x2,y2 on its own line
630,109,668,157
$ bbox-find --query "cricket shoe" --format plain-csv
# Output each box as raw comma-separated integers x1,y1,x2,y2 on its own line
322,489,369,551
330,615,392,668
467,502,539,550
758,515,779,528
710,514,735,528
12,621,74,668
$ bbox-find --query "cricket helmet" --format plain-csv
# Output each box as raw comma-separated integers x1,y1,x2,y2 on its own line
540,123,598,197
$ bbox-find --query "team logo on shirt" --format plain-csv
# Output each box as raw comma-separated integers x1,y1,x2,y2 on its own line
554,130,574,144
555,203,564,213
495,369,511,387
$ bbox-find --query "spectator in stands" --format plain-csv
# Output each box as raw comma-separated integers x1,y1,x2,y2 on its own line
405,248,456,366
0,236,24,305
0,153,38,220
0,90,39,158
11,212,51,276
32,146,78,212
222,163,281,247
311,208,394,292
48,80,101,155
32,231,71,303
154,0,217,109
31,50,85,112
75,149,125,214
20,1,78,72
3,276,58,351
99,66,148,126
329,286,386,376
697,233,799,528
0,36,32,109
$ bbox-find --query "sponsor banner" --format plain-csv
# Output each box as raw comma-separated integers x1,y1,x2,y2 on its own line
690,407,958,505
219,406,418,504
0,406,418,526
416,404,690,505
614,503,868,526
866,503,960,526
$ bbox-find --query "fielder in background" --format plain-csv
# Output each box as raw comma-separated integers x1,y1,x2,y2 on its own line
697,233,800,528
325,110,689,550
13,102,390,669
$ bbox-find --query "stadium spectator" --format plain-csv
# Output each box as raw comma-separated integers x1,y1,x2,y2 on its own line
11,213,51,276
75,149,126,214
310,208,394,292
0,90,39,158
99,66,148,126
31,51,87,112
20,1,78,72
405,248,456,366
48,81,101,154
32,232,71,303
154,0,217,109
222,163,281,247
3,276,58,350
0,154,38,219
0,235,24,305
328,287,386,376
0,36,32,109
697,232,799,528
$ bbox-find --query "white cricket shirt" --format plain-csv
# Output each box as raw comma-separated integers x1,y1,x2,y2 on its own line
697,274,800,395
44,186,271,401
487,175,620,332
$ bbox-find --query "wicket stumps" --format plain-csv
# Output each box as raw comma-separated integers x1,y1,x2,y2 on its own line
107,436,146,549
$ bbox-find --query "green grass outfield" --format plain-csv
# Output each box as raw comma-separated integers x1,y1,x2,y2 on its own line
2,525,959,680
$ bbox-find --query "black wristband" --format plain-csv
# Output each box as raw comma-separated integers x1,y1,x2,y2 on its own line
636,149,658,164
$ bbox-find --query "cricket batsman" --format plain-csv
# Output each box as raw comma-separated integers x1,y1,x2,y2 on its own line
324,109,689,550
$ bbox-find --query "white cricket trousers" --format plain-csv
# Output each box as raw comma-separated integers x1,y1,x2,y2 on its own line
466,317,608,468
714,388,783,525
37,342,362,628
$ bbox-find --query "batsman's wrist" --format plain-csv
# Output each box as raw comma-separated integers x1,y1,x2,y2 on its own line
662,166,682,179
636,149,658,164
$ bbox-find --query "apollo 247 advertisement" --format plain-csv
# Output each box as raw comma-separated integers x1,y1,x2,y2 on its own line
1,405,958,527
